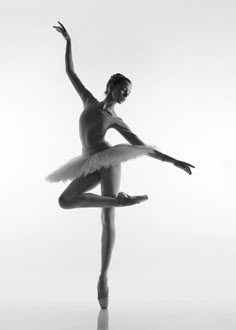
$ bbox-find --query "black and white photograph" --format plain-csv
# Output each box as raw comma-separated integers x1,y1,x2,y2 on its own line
0,0,235,329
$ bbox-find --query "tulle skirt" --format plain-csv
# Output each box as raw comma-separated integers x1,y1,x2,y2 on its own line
45,143,154,183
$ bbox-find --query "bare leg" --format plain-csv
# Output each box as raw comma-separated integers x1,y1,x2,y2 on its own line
57,166,147,308
58,171,147,209
58,172,117,208
99,165,121,278
97,165,121,308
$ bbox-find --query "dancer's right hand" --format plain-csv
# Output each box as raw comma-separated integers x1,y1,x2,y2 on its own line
53,21,71,41
174,159,195,175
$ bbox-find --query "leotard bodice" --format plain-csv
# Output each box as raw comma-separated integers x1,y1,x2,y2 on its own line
79,101,115,155
66,72,145,156
79,99,145,156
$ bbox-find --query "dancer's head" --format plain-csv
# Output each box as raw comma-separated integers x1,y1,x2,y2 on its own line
105,73,132,104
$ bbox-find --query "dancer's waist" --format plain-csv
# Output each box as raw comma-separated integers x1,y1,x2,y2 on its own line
82,141,112,157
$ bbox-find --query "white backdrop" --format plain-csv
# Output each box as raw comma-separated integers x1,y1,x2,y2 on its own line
0,0,235,326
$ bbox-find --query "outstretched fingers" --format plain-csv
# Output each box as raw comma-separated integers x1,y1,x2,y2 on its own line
57,21,66,31
53,21,67,33
181,161,195,175
186,163,195,168
186,167,192,175
53,21,70,41
53,26,62,32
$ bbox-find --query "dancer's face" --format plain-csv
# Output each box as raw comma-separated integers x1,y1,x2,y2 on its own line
111,81,132,104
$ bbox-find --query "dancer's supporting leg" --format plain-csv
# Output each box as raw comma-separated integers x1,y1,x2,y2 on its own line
99,165,121,280
97,165,121,306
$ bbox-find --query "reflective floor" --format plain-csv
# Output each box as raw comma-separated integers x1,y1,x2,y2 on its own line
0,301,235,330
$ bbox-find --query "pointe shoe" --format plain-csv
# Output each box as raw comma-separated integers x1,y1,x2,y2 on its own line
116,192,148,206
97,278,109,309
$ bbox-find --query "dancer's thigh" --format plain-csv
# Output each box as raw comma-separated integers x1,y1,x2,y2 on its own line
60,171,101,200
100,164,121,197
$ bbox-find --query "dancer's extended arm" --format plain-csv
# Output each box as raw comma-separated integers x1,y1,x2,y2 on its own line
111,118,167,158
149,147,195,175
53,21,96,105
111,118,195,175
111,118,145,146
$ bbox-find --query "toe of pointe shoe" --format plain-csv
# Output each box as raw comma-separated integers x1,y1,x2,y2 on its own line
98,288,109,309
132,195,148,203
98,296,109,309
97,278,109,309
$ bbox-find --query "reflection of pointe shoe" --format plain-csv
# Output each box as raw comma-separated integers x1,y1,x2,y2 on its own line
97,278,109,309
97,309,109,330
116,192,148,206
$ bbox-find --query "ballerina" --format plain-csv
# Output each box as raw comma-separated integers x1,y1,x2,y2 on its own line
46,22,195,309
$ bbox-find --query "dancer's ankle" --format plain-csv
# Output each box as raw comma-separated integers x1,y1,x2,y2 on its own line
99,272,108,281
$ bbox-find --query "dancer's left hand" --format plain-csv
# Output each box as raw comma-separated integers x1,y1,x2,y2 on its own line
174,160,195,175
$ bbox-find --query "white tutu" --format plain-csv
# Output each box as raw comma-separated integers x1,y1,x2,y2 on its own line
45,143,154,183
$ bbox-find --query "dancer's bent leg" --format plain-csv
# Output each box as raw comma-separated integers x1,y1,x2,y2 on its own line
58,171,147,209
58,172,117,208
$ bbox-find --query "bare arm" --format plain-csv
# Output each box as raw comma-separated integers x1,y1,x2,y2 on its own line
148,149,195,174
53,22,96,105
111,117,195,174
149,149,175,163
111,118,145,146
112,120,173,162
65,39,96,103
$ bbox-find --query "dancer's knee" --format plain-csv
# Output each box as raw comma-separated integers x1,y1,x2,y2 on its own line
58,194,71,209
102,207,115,224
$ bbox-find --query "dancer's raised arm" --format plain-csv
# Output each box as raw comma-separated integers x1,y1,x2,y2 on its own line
53,21,96,105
